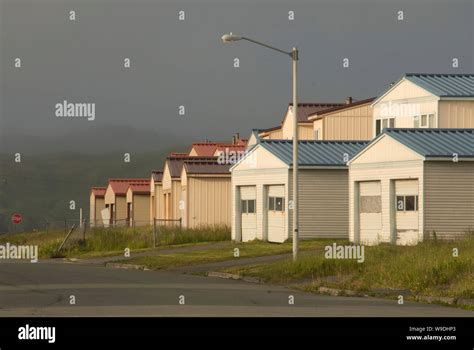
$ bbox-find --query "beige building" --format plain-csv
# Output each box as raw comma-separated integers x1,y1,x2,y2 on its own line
150,171,163,223
348,128,474,246
180,161,232,228
104,178,149,226
162,156,217,221
126,182,151,227
89,187,106,226
231,140,368,242
372,73,474,137
308,97,375,140
259,102,344,140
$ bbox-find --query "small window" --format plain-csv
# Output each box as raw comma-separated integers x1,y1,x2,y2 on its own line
275,197,284,211
375,120,382,135
268,197,275,210
241,200,247,213
428,114,435,127
389,118,395,128
414,116,420,128
405,196,416,211
396,196,405,211
396,195,418,212
247,200,256,213
421,114,428,127
382,119,388,129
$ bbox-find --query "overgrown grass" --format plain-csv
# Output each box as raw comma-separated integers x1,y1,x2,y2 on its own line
222,237,474,299
0,225,231,258
120,239,344,270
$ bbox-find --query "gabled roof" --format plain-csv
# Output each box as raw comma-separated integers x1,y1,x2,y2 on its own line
91,187,106,197
373,74,474,105
151,170,163,182
403,74,474,98
287,103,345,123
381,128,474,158
258,140,369,167
189,143,219,156
108,178,149,195
308,97,376,120
165,156,218,178
183,161,231,175
128,183,151,195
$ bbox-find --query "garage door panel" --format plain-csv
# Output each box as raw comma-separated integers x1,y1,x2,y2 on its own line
267,185,286,243
359,181,382,245
395,179,419,245
240,186,257,242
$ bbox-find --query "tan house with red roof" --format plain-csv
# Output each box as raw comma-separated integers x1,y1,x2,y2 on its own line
105,178,149,226
259,102,344,140
308,97,375,141
180,161,232,228
126,182,151,227
162,156,217,222
150,170,163,224
89,187,106,226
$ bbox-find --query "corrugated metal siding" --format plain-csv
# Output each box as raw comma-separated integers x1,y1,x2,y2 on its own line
187,177,231,228
288,169,349,239
424,161,474,239
115,197,127,221
438,101,474,128
132,194,150,226
323,104,373,141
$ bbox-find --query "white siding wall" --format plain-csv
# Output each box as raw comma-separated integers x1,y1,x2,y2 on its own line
350,160,424,244
231,168,289,241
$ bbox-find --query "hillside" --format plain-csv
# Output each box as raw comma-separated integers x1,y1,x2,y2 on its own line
0,149,184,233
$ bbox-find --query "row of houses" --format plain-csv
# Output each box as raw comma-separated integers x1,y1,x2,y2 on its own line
90,73,474,245
90,137,246,229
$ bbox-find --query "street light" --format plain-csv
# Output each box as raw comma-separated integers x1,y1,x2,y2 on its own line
221,32,299,261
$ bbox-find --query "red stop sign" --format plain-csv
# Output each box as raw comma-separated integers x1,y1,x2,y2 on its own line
11,213,22,225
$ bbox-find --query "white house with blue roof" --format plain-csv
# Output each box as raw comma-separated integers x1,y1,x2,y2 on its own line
230,140,368,243
372,73,474,137
348,128,474,246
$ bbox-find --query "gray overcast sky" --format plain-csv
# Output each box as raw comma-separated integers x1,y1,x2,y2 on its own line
1,0,473,151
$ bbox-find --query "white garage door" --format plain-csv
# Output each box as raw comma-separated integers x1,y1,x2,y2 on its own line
395,179,419,245
359,181,382,245
267,185,286,243
240,186,257,242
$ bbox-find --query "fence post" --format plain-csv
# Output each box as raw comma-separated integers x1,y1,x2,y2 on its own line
179,218,182,232
82,219,86,241
153,219,156,248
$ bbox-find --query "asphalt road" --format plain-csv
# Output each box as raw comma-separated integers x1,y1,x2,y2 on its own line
0,260,472,317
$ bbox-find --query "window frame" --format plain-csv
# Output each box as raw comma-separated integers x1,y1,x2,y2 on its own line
396,195,419,212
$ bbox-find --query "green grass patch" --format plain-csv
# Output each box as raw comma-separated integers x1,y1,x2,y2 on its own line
119,239,344,270
221,237,474,300
0,225,231,258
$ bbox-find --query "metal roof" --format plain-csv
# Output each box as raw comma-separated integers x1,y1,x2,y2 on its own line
165,156,217,178
404,74,474,97
259,140,369,167
384,128,474,158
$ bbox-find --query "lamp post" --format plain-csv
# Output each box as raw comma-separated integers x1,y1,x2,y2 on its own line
221,33,299,261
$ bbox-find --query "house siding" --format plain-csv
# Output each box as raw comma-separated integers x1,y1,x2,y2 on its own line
438,100,474,128
288,169,350,239
424,161,474,239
